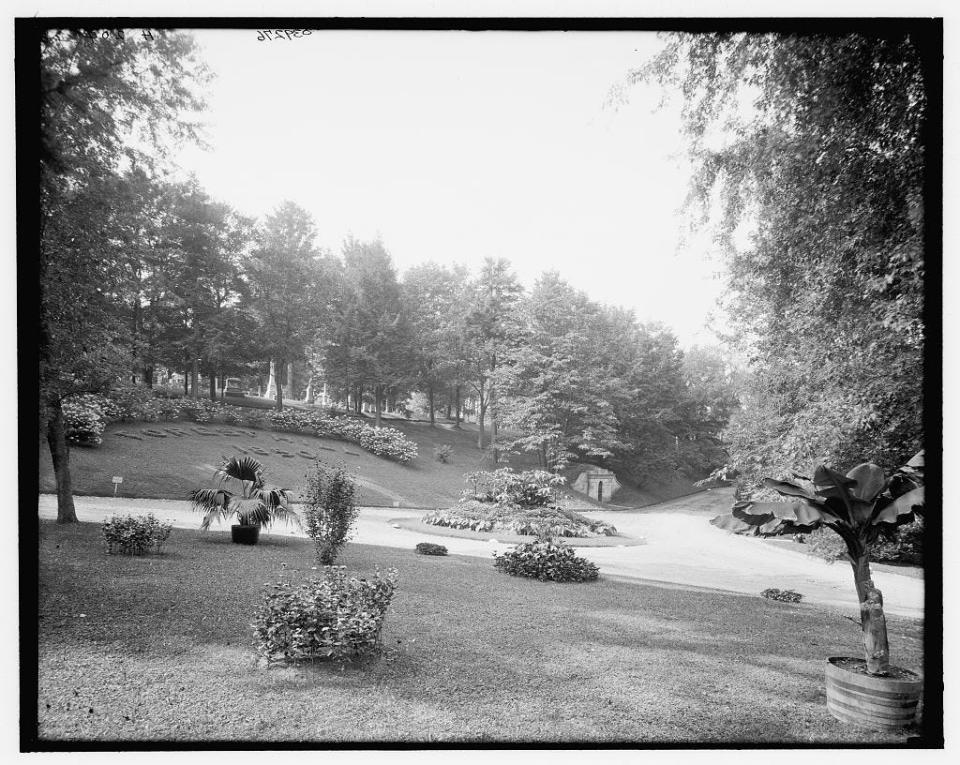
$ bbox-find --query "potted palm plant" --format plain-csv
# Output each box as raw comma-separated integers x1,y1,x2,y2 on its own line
189,455,299,544
711,451,925,731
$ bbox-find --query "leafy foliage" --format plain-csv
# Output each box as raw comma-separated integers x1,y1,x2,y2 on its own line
252,566,398,664
301,462,359,565
461,468,565,508
101,513,172,555
62,395,107,446
761,588,803,604
493,540,599,583
415,542,448,556
189,455,297,530
637,32,929,485
433,444,453,463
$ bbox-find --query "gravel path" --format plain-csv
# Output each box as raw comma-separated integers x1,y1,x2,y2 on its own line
37,488,923,619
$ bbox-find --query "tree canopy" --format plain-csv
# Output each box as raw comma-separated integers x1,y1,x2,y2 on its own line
637,30,931,482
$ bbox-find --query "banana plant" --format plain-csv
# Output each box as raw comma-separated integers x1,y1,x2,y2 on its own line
189,455,299,530
711,451,924,676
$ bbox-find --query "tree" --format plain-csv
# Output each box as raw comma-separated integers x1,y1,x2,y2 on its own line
401,262,468,426
496,273,622,469
636,31,931,484
244,201,327,410
463,258,523,452
323,238,412,426
39,28,208,521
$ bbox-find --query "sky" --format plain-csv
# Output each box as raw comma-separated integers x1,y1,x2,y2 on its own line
174,29,729,348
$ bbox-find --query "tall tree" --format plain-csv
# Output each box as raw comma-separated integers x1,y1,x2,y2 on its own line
496,273,622,469
463,258,523,452
401,262,468,426
324,238,411,427
637,31,931,483
244,201,327,410
38,28,208,521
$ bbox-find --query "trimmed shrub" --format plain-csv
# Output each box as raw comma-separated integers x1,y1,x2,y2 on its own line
493,540,599,583
101,513,172,555
761,588,803,603
415,542,448,556
252,566,398,664
358,425,419,463
301,462,359,565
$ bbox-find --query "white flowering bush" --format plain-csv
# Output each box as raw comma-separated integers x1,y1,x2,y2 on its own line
252,566,398,664
62,395,107,446
358,425,418,463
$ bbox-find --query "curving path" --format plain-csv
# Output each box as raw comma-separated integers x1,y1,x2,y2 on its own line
36,487,923,619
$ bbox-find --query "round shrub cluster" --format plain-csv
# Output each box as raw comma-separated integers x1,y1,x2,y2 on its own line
358,425,419,463
493,540,599,583
252,566,398,664
423,500,616,538
760,587,803,603
62,395,107,446
101,513,173,555
415,542,448,556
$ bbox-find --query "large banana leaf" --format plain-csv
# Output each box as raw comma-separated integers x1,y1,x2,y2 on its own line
845,463,888,502
871,486,924,525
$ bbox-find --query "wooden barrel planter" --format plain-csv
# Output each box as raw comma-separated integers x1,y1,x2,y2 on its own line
825,657,922,731
231,525,261,545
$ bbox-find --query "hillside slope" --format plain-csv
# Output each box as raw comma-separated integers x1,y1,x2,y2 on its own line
38,415,700,509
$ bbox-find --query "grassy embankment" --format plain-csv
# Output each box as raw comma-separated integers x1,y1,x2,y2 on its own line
38,413,699,509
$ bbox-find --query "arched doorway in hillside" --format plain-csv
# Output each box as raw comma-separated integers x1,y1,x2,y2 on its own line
597,481,604,503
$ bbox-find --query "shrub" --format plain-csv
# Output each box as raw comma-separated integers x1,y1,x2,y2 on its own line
62,395,107,446
101,513,172,555
358,425,419,463
871,516,924,565
462,468,565,507
422,500,616,538
252,566,398,664
761,588,803,603
301,462,359,565
493,540,599,583
415,542,448,556
433,444,453,463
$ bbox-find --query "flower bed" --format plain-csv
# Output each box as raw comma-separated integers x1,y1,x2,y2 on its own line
423,499,617,538
60,388,419,463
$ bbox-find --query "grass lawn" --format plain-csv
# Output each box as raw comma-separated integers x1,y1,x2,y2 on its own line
33,520,925,744
38,419,538,508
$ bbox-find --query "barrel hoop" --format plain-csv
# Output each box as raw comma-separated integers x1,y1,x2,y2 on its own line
827,695,918,722
826,675,922,700
826,704,912,731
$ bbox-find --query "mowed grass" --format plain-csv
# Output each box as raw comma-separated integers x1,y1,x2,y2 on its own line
38,418,537,508
34,521,924,744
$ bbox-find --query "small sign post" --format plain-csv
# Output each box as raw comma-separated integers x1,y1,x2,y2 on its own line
112,476,123,497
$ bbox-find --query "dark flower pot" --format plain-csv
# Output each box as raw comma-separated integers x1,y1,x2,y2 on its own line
231,524,260,545
825,657,922,731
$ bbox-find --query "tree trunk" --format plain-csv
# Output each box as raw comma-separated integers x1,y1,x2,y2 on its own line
304,375,314,404
374,384,383,428
477,398,486,449
355,385,363,414
287,362,295,399
455,385,461,428
274,357,284,410
428,384,435,427
46,400,77,523
209,371,217,401
851,554,890,675
265,360,277,400
183,370,189,396
145,366,153,388
491,389,499,462
190,358,200,400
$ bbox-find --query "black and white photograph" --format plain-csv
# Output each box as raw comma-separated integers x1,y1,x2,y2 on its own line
16,4,943,752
